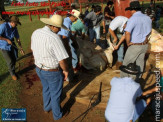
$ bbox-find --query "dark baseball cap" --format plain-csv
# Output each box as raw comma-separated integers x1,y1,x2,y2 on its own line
125,1,141,11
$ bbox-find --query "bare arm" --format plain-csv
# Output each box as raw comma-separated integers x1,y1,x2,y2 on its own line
114,35,125,50
0,36,12,45
109,28,117,44
125,31,132,46
59,59,68,81
16,38,25,55
103,20,106,33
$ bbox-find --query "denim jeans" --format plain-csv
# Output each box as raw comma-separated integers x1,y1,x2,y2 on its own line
0,45,18,76
133,99,147,122
69,39,78,69
117,45,124,62
36,67,63,120
88,25,101,46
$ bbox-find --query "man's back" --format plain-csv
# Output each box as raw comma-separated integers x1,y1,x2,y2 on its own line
125,11,152,43
31,26,68,69
105,77,142,122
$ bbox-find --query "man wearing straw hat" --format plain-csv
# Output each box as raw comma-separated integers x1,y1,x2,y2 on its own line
0,16,24,81
58,9,80,81
31,15,69,120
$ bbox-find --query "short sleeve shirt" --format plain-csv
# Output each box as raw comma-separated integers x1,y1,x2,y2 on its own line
58,17,72,38
105,77,142,122
71,19,86,34
0,22,19,50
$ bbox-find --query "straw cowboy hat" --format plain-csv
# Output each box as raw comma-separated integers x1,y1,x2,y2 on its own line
69,9,80,19
40,15,68,30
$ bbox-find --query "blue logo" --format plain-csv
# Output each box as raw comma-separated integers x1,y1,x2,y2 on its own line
1,108,26,121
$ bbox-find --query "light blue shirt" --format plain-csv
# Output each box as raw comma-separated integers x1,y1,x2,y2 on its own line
105,77,142,122
124,11,152,43
58,17,72,38
0,22,19,51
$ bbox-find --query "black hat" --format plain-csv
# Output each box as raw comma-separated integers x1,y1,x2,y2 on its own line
125,1,141,11
119,63,142,75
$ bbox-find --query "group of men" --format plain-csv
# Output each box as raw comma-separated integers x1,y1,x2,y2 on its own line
0,0,162,121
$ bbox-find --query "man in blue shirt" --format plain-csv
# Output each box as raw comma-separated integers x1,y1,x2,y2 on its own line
58,9,80,82
0,16,24,80
120,1,152,79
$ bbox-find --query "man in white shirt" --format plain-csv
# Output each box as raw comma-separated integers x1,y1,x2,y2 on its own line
105,63,147,122
31,15,69,120
109,16,128,69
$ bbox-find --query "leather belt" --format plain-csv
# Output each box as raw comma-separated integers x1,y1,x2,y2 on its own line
36,66,59,72
132,35,149,45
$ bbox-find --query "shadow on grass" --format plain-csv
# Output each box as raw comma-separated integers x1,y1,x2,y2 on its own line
17,52,32,62
0,72,10,84
61,66,103,116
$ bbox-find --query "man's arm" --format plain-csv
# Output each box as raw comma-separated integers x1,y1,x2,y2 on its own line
59,59,68,81
114,35,125,50
0,36,12,45
125,31,132,46
109,28,117,44
102,20,106,33
16,38,25,55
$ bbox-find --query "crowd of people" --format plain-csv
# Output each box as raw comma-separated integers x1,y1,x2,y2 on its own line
0,0,162,121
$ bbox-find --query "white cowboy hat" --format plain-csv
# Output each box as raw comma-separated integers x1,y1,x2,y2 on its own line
69,9,80,19
40,15,68,30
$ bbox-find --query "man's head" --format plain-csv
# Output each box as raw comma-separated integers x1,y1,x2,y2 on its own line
9,16,21,28
40,15,68,33
125,1,141,14
120,62,142,80
94,5,102,15
107,1,113,8
69,9,80,22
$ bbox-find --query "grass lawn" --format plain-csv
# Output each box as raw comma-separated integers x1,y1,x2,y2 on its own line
0,15,44,120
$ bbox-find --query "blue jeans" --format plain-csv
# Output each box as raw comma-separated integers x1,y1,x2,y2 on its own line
133,99,147,122
36,67,63,120
89,26,101,46
117,45,124,62
69,39,78,69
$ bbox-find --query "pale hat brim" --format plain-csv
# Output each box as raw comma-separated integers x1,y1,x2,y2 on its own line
40,18,69,31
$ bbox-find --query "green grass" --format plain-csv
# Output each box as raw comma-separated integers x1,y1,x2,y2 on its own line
0,15,44,120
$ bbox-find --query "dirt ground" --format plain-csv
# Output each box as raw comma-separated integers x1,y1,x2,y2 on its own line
18,52,157,122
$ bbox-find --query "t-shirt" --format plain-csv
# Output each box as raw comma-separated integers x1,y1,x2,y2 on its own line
105,77,142,122
109,16,128,33
71,19,86,34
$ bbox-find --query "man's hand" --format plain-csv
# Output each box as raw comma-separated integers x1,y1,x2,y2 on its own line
113,45,119,50
63,71,68,81
128,42,134,46
7,39,12,45
20,48,25,55
103,28,106,33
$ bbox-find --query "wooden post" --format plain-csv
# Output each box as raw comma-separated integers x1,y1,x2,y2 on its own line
36,10,40,20
46,8,49,18
29,10,32,21
48,0,52,12
80,3,82,14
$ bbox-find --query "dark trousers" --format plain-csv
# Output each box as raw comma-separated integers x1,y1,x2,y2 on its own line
0,46,17,76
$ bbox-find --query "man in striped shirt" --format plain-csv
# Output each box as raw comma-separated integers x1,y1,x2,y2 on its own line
31,15,69,120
